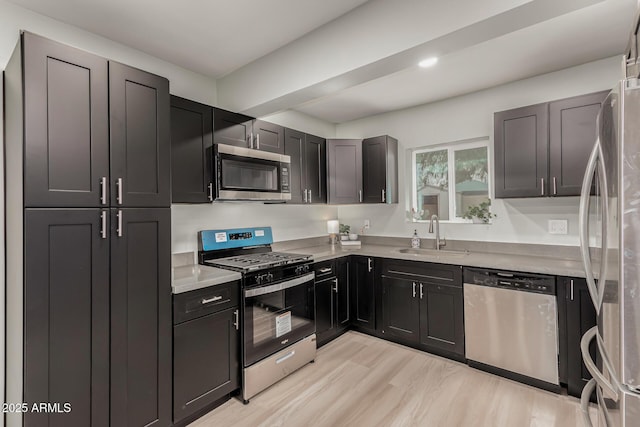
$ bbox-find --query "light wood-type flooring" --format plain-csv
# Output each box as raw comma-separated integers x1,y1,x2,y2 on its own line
190,331,592,427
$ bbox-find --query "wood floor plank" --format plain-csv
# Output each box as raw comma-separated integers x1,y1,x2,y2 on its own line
189,331,588,427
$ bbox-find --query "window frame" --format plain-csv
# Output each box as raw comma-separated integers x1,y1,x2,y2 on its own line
411,137,491,223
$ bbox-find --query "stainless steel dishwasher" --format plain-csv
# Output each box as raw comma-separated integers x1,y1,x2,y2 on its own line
463,267,559,391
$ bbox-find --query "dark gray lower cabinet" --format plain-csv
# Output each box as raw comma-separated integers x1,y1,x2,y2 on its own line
24,209,109,427
315,258,349,346
559,277,597,398
173,300,239,423
111,208,172,427
350,256,376,331
381,260,464,358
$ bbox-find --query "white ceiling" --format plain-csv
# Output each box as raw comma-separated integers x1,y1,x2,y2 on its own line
6,0,637,124
5,0,371,77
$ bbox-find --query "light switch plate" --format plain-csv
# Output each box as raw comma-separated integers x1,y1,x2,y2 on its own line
548,219,568,235
364,219,370,229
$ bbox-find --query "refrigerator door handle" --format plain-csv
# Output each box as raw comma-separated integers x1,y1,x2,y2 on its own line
579,139,607,312
580,378,597,427
581,326,618,399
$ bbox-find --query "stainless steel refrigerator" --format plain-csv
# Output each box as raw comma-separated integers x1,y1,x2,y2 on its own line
579,13,640,426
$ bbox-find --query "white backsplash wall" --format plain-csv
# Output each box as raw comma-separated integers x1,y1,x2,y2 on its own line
172,204,339,254
335,56,621,246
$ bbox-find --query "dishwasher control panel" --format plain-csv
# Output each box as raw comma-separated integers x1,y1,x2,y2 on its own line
463,267,555,295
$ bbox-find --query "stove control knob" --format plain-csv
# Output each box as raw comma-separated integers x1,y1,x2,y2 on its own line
267,273,274,282
304,265,310,273
256,275,263,285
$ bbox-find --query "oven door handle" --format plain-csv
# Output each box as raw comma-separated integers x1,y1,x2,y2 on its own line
244,272,315,298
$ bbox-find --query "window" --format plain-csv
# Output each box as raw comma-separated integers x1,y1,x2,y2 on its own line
411,138,490,221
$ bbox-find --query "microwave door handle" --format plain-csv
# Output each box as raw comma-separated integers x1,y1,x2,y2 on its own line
256,133,260,150
580,378,597,427
579,139,602,311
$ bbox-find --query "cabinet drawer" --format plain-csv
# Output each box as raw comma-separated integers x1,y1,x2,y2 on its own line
314,260,336,280
382,259,462,287
173,281,239,324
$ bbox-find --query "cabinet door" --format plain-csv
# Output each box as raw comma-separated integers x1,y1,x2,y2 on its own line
419,282,464,356
111,208,171,427
315,277,336,343
362,136,387,203
327,139,363,204
213,108,253,148
284,128,305,204
549,91,608,196
173,308,239,423
565,277,597,398
381,276,419,344
170,96,213,203
304,134,327,204
110,62,171,208
254,120,284,153
335,258,350,328
23,32,109,208
24,209,109,427
350,256,375,331
494,103,548,198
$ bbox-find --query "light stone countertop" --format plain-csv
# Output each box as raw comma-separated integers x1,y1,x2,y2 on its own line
172,264,242,294
289,243,588,278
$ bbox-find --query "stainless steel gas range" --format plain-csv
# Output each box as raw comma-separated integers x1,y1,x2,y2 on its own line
197,227,316,403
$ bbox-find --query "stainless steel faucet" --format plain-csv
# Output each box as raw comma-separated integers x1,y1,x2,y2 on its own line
428,215,446,250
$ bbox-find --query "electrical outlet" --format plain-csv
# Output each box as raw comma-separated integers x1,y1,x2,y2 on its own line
364,219,370,229
548,219,568,235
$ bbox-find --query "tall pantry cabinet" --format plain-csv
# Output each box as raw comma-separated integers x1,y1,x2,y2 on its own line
5,32,172,427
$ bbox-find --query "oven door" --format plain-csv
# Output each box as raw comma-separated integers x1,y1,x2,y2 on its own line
216,144,291,201
243,272,315,366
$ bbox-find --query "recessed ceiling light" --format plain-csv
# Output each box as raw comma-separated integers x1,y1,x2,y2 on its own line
418,57,438,68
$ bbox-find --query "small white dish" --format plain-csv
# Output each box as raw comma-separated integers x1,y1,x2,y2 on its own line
341,234,349,241
349,233,358,241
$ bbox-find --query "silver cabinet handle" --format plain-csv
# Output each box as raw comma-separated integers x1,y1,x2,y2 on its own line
308,189,312,203
116,210,123,237
100,211,107,239
580,378,596,427
233,309,239,330
116,177,123,205
581,326,617,399
570,279,574,301
303,189,308,203
382,189,386,203
319,268,332,274
359,190,362,203
412,282,416,298
540,178,545,196
420,283,424,299
256,133,260,150
552,176,557,195
367,258,372,272
332,278,338,293
100,177,107,205
208,182,213,201
202,295,223,304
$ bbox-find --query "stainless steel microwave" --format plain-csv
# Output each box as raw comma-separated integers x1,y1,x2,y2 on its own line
214,144,291,201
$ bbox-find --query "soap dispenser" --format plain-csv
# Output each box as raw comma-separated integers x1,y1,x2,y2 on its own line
411,230,421,249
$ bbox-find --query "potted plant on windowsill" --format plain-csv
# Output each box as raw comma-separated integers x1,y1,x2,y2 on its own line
462,200,496,224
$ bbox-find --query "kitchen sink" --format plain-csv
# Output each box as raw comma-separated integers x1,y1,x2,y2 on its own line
397,248,470,257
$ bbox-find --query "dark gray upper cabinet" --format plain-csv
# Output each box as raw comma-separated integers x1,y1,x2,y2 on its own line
22,32,109,208
110,208,172,427
327,139,363,204
110,62,171,208
170,96,214,203
213,107,254,148
549,91,608,196
284,129,327,204
362,135,398,204
254,119,284,153
494,103,549,198
24,209,109,427
495,90,608,198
